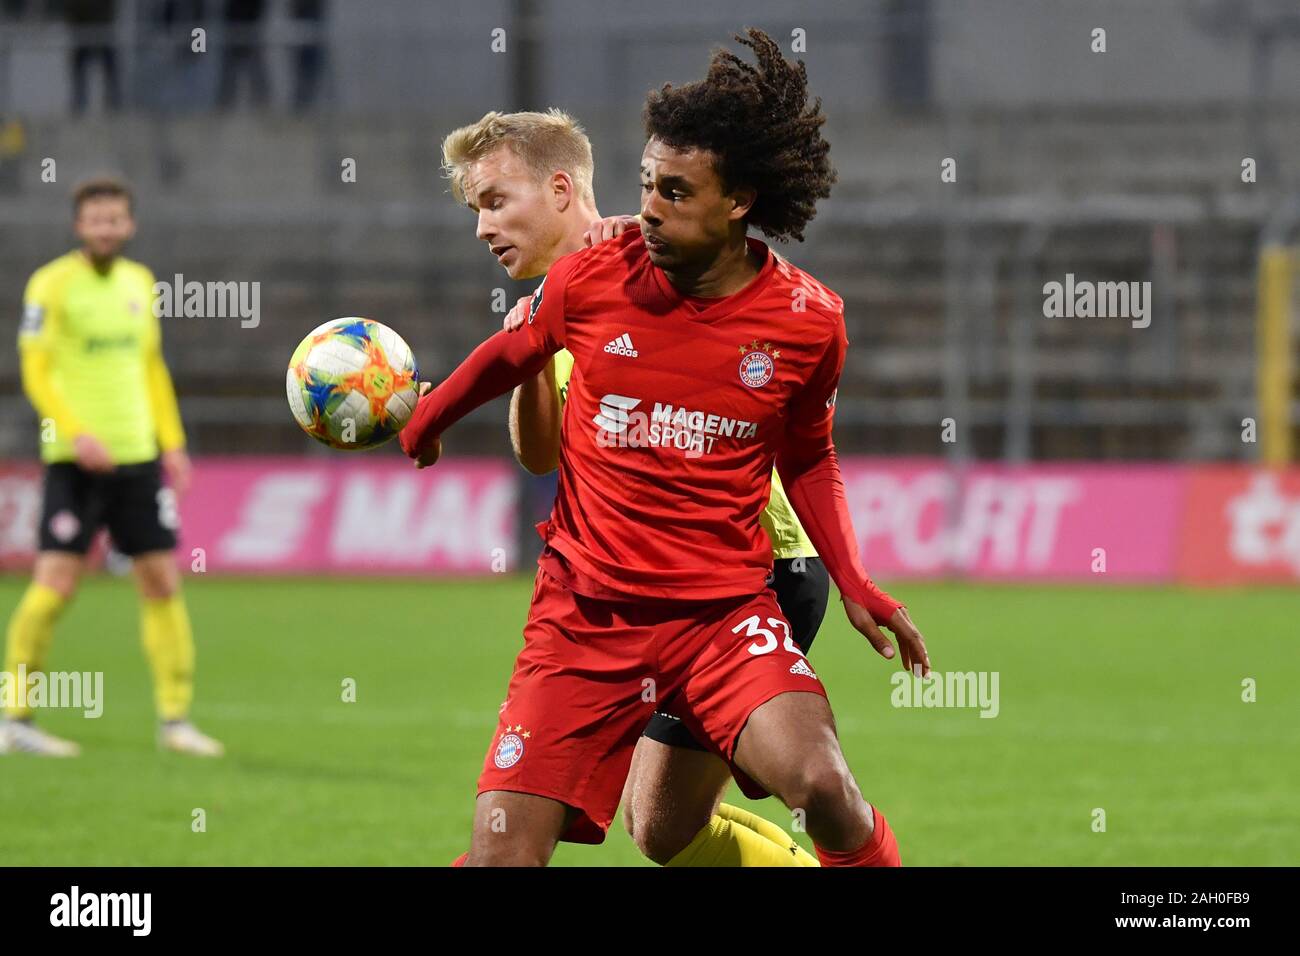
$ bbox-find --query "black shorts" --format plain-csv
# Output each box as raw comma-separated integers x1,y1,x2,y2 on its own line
38,459,179,557
642,556,831,751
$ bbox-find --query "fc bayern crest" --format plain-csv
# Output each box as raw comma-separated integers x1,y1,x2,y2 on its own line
494,733,525,769
739,350,775,388
48,509,81,543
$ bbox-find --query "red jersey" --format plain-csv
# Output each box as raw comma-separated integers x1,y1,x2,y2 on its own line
524,231,842,601
401,229,901,622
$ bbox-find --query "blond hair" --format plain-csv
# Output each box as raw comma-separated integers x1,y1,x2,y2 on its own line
441,109,595,206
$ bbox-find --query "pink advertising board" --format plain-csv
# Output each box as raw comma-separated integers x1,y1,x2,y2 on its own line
2,457,1297,584
0,462,42,572
839,459,1186,581
177,457,519,574
0,458,518,574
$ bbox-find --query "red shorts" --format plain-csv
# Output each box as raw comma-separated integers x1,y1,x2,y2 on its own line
476,565,828,844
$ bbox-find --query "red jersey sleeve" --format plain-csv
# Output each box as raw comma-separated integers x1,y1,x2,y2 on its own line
783,320,846,462
399,256,579,459
776,319,903,625
521,254,570,355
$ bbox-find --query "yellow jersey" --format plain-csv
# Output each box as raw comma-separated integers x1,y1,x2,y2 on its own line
549,348,816,560
18,250,184,465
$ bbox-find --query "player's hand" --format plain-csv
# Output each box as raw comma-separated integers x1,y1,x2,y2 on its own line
408,382,443,468
73,434,115,473
842,598,931,678
414,435,442,469
582,214,639,247
161,448,193,497
503,295,532,333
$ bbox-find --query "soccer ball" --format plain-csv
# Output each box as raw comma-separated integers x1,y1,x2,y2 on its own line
286,317,420,450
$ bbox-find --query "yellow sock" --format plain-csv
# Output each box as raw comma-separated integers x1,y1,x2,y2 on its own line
140,594,195,721
4,582,68,720
716,802,820,866
665,813,813,867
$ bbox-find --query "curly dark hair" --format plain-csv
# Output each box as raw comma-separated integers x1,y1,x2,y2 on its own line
642,27,836,243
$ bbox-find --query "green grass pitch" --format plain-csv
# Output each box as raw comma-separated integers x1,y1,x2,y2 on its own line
0,574,1295,865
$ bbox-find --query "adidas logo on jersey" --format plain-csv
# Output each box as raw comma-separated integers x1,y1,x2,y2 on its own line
789,658,818,680
604,333,638,357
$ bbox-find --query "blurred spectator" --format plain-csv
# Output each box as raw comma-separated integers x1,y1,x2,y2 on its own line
147,0,210,111
289,0,328,111
217,0,268,109
66,0,121,112
883,0,931,108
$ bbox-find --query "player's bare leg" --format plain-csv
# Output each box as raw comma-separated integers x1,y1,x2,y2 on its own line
132,550,222,757
620,737,731,864
732,691,874,853
467,790,579,866
32,551,83,600
132,549,178,601
1,552,84,756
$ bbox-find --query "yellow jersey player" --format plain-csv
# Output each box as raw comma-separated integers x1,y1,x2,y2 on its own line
1,177,222,758
441,111,830,865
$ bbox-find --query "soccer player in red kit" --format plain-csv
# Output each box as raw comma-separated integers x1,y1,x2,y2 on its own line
404,28,930,867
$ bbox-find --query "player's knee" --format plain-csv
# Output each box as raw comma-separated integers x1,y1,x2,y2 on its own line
140,578,178,601
465,846,550,867
38,576,78,603
33,560,80,601
623,769,709,864
777,757,862,825
627,804,706,866
133,555,179,600
629,819,692,866
466,833,551,867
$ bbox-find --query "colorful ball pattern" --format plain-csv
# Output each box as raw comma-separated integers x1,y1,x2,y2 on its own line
286,317,419,450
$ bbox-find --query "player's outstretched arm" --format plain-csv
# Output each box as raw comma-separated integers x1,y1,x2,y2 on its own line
497,218,636,473
399,326,557,466
496,281,568,474
776,326,931,676
411,383,442,466
777,444,930,677
498,218,637,334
